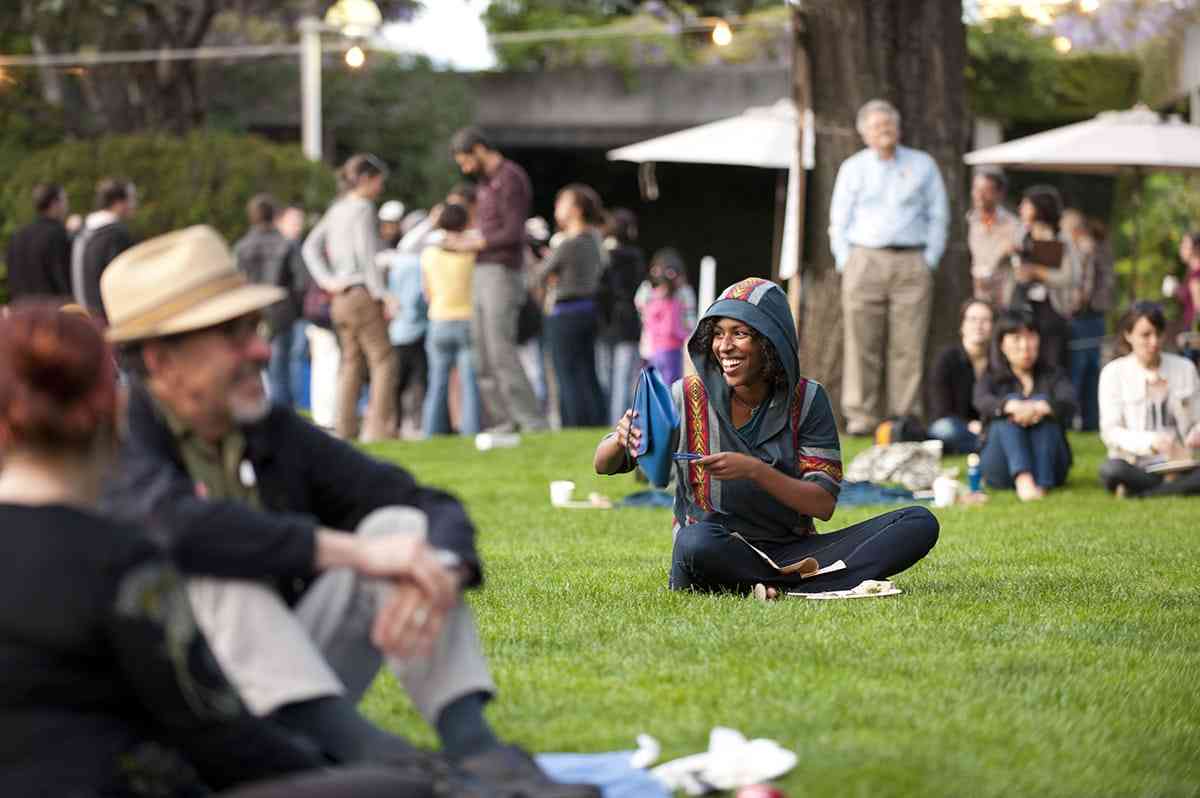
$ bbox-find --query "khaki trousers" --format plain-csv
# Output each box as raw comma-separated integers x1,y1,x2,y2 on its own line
841,246,933,432
331,287,398,441
187,507,496,722
471,264,547,431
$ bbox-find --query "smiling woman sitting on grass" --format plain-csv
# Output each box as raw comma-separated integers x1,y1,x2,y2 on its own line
594,278,939,600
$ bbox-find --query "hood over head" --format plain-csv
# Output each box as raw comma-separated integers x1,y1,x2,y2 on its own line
688,277,799,391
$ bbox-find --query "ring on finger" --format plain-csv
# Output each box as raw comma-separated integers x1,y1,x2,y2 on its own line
412,606,430,627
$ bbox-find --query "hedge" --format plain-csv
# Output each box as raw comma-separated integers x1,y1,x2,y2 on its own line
0,132,336,305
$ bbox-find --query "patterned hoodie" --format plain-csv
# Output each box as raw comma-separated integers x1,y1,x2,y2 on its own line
670,278,842,545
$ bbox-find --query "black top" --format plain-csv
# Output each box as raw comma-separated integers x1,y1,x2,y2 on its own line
79,221,135,320
5,216,72,301
233,226,309,333
104,382,482,604
0,504,322,796
926,344,981,424
973,364,1078,459
597,243,646,342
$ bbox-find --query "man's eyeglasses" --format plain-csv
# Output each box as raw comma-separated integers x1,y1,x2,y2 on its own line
210,313,266,347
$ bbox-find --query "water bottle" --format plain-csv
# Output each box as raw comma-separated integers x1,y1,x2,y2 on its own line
967,453,982,493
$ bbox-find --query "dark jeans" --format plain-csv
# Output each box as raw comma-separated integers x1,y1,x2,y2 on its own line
980,418,1071,489
927,416,980,455
1099,458,1200,498
268,324,295,408
546,309,605,428
669,506,939,595
393,336,428,435
1068,314,1104,431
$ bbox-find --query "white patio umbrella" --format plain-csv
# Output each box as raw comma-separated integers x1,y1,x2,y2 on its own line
964,105,1200,174
607,99,814,299
965,105,1200,297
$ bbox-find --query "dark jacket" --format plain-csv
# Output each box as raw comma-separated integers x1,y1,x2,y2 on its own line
233,225,309,333
78,221,134,320
5,216,72,301
926,344,981,424
973,364,1078,456
597,243,646,342
0,504,322,795
104,383,481,604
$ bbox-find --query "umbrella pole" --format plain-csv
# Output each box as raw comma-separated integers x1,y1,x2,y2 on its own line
1131,168,1143,303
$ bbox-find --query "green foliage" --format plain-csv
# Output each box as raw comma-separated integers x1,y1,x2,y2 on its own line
1110,171,1200,309
206,54,472,211
967,16,1140,124
482,1,788,70
0,132,335,303
323,55,474,209
358,428,1200,795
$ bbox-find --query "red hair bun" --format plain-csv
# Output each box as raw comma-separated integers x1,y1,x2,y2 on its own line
0,302,117,450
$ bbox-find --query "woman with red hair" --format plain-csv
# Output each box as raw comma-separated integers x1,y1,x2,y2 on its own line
0,303,447,797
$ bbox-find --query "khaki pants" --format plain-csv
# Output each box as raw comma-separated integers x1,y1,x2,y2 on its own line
841,246,932,432
472,264,547,431
187,507,495,722
331,287,397,441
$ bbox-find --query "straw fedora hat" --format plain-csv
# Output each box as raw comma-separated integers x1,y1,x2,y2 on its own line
102,225,286,343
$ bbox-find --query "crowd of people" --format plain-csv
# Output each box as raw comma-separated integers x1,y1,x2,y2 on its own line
2,101,1200,795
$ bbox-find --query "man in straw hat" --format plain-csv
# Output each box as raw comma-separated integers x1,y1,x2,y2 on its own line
101,226,597,797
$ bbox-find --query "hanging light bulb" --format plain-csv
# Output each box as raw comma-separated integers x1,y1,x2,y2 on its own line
345,44,366,68
712,19,733,47
1053,35,1072,53
1080,0,1100,12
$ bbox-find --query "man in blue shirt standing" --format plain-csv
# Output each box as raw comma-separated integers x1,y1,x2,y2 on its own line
829,99,949,435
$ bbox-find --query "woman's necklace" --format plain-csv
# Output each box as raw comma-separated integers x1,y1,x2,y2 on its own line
731,390,762,413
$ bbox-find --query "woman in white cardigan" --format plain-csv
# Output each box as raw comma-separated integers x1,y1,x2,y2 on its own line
1098,301,1200,497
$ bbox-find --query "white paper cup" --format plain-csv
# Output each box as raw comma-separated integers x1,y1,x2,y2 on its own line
549,480,576,506
932,476,958,508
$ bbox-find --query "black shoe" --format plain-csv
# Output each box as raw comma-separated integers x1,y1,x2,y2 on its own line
457,744,601,798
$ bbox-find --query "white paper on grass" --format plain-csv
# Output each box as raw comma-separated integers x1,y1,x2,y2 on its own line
650,726,798,795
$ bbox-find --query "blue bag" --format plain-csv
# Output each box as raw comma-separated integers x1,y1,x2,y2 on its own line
631,365,680,488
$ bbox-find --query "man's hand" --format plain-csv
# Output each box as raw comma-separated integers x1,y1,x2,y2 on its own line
695,451,764,481
1185,425,1200,450
381,294,400,321
372,572,452,659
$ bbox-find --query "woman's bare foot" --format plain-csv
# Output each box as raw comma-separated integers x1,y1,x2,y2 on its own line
752,583,780,601
1014,472,1045,502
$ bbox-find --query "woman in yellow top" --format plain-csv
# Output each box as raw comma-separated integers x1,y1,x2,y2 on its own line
421,203,481,436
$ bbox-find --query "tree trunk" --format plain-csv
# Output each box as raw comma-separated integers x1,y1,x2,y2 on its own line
795,0,969,424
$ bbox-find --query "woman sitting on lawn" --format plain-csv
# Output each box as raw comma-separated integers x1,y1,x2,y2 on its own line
1097,301,1200,498
974,308,1078,501
0,303,439,797
593,278,939,599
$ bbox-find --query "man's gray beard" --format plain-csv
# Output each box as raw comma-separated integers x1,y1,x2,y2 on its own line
231,395,271,425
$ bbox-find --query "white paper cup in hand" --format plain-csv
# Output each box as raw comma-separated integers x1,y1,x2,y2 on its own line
549,480,576,506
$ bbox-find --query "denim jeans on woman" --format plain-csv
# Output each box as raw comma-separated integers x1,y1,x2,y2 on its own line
927,416,980,454
422,320,480,437
546,308,605,428
1068,313,1105,431
980,412,1071,489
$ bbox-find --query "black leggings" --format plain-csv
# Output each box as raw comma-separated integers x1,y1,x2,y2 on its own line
1099,459,1200,498
669,506,939,595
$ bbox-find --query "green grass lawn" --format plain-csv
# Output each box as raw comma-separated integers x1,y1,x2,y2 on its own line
360,430,1200,797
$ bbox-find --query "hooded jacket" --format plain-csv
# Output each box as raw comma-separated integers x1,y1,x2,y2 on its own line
671,278,842,545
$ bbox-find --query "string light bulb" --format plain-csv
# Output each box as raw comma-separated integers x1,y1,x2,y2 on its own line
712,20,733,47
1080,0,1100,12
345,44,365,68
1053,35,1072,53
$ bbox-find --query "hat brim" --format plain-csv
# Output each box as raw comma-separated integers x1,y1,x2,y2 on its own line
106,284,287,343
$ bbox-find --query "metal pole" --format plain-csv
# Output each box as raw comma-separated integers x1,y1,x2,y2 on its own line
300,16,322,163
